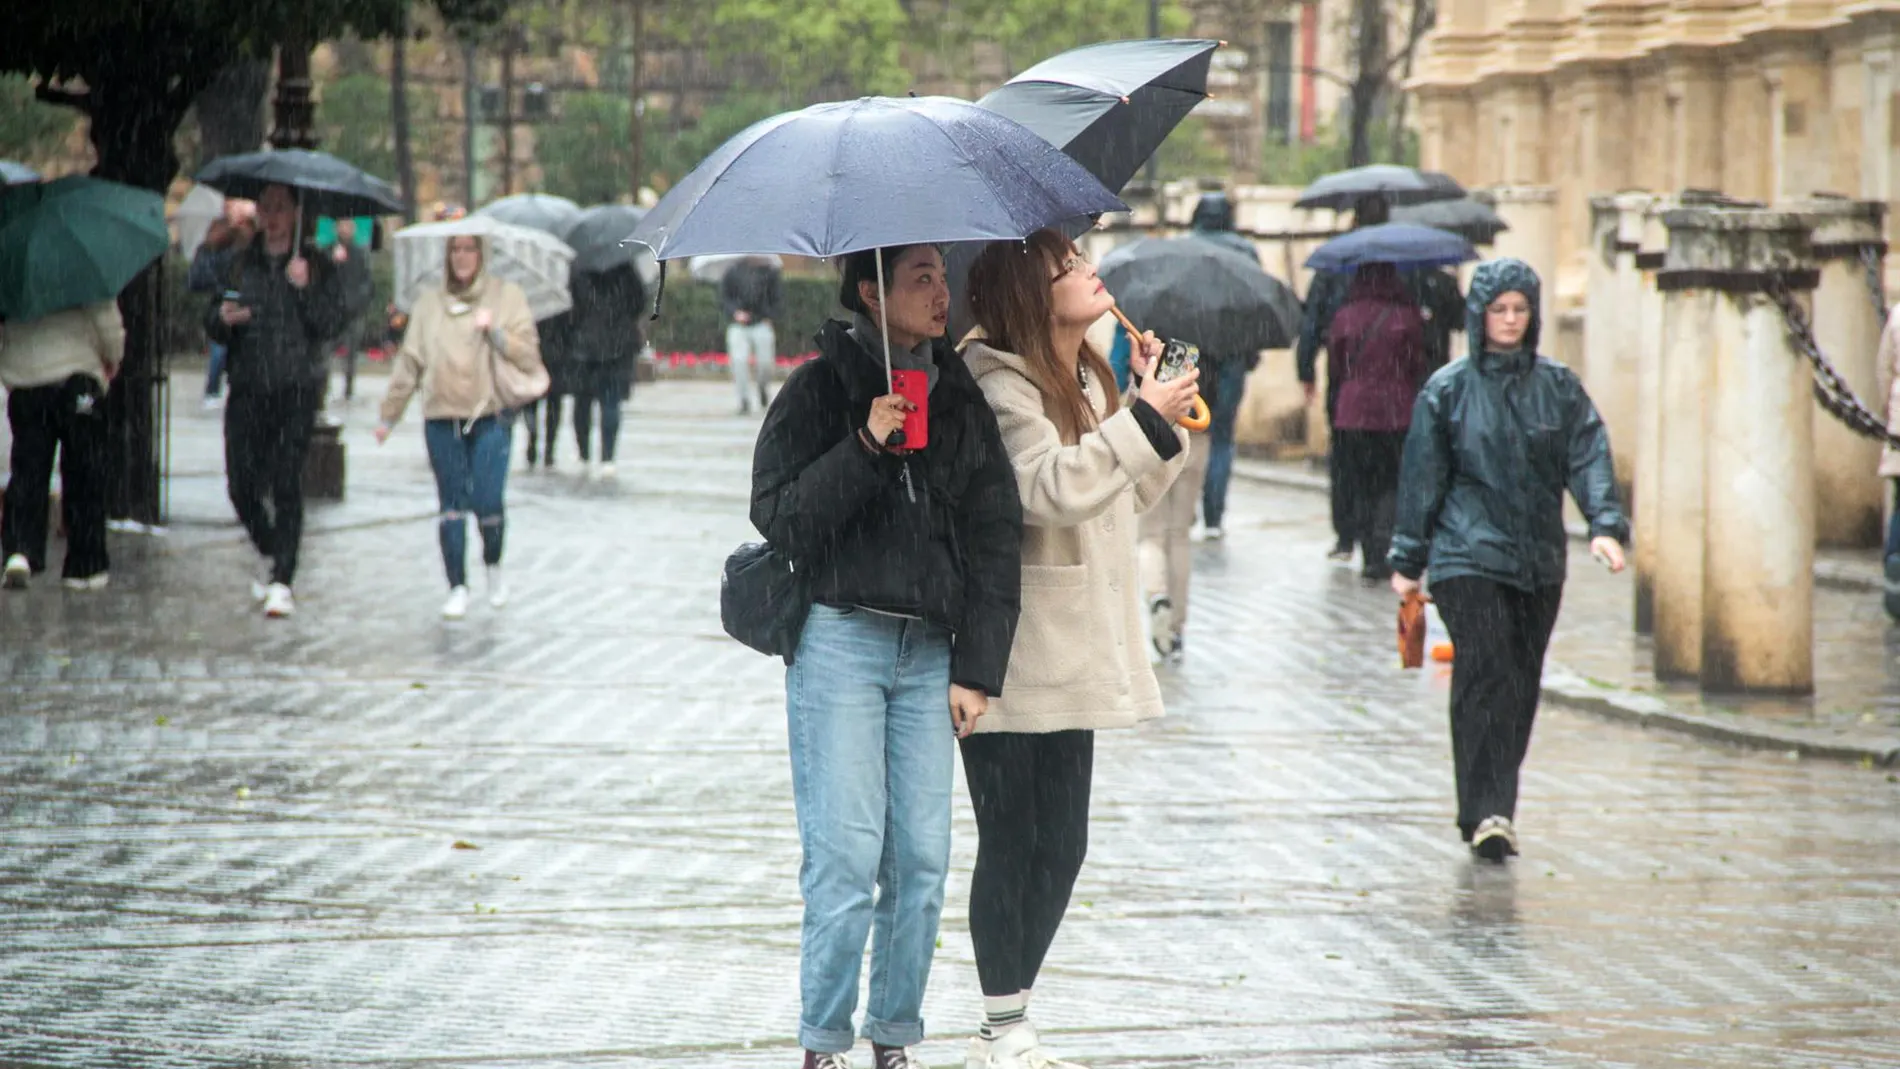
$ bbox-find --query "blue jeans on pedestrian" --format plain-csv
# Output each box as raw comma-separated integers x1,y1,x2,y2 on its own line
1886,480,1900,561
1201,357,1249,529
204,342,228,399
785,603,955,1053
424,415,512,588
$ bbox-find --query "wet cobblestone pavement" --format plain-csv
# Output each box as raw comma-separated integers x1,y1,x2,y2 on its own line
3,378,1898,1067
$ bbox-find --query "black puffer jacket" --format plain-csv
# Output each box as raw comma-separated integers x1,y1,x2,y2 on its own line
1389,259,1627,591
750,320,1023,694
202,241,348,395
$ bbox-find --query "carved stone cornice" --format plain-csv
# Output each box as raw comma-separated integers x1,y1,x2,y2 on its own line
1553,1,1669,68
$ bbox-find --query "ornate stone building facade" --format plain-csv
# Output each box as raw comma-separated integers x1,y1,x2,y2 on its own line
1411,0,1900,307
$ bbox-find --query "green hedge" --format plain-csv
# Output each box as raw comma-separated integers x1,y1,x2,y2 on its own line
647,275,842,356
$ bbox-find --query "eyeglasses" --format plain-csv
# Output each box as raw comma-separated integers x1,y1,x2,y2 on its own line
1053,252,1089,281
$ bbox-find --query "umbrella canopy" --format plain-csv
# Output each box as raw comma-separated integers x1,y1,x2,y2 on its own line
476,192,582,237
627,95,1125,261
1295,165,1466,211
1392,197,1508,245
172,183,228,262
1,161,41,185
393,214,576,321
688,253,784,283
1098,236,1301,353
196,148,402,218
565,204,660,283
0,176,167,321
1305,222,1477,272
977,38,1220,194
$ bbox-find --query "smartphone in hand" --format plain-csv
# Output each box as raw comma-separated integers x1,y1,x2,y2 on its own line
890,369,929,451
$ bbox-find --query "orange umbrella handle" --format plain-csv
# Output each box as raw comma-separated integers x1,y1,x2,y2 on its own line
1111,307,1211,432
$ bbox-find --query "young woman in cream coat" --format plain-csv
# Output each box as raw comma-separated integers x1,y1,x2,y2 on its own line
957,228,1197,1069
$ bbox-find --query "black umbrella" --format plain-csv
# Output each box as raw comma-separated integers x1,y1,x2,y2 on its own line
476,192,582,236
1098,236,1301,354
1392,197,1508,245
977,38,1220,195
196,149,402,217
1295,165,1465,211
565,203,659,280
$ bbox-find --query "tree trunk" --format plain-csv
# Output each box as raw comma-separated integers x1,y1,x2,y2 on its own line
1346,0,1388,168
192,59,270,170
500,27,515,198
392,5,418,224
1387,0,1433,163
629,0,645,200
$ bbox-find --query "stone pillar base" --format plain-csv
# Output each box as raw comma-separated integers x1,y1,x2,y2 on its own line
303,422,346,501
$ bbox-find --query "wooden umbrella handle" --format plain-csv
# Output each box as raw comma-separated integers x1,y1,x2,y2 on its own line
1111,307,1210,431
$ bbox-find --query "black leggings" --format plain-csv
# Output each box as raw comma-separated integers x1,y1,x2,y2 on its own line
1431,577,1563,839
959,729,1093,997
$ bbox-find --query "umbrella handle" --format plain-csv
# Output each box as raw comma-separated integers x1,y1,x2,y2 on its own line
1110,307,1212,433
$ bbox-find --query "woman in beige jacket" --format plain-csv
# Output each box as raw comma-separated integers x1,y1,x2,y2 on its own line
375,235,540,619
957,228,1197,1069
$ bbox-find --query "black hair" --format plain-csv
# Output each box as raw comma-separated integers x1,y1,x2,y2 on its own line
837,243,932,317
1351,195,1390,228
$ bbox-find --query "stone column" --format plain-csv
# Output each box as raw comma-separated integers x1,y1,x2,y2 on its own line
1483,185,1561,332
1797,198,1888,547
1651,202,1714,677
1658,207,1818,695
1631,197,1670,635
1584,192,1654,500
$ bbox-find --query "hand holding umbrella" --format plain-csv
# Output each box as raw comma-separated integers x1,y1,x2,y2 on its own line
1108,305,1210,431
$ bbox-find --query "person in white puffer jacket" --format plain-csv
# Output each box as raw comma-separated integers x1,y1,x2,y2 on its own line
1,299,123,591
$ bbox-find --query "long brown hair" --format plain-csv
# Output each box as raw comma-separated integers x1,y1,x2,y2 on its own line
444,236,484,295
966,229,1115,443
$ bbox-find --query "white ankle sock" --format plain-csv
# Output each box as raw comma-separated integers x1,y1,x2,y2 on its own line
979,992,1027,1039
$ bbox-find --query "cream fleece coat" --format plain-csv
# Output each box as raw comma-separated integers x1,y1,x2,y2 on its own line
0,301,124,391
964,340,1188,734
381,272,540,425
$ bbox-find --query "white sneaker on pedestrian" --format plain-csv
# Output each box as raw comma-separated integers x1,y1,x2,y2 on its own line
441,585,470,620
262,583,296,618
485,566,509,609
972,1023,1088,1069
61,573,109,591
597,462,617,480
1471,815,1519,862
1204,525,1225,542
3,554,29,589
202,395,223,411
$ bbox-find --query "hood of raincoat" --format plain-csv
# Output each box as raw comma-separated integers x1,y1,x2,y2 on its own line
1190,191,1236,232
1465,257,1542,357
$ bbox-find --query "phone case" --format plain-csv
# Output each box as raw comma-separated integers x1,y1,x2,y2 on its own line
890,369,929,451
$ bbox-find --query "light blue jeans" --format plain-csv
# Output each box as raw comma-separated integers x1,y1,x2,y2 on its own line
786,603,955,1053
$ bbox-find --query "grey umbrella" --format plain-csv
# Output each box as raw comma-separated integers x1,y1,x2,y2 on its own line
565,204,659,283
1393,197,1508,245
195,148,402,218
476,192,582,237
1295,165,1465,211
1098,236,1301,353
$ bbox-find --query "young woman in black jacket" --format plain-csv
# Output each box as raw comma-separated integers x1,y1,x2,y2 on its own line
750,243,1023,1069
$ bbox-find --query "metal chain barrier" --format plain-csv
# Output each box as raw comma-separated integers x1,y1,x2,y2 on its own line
1861,243,1890,326
1764,271,1900,450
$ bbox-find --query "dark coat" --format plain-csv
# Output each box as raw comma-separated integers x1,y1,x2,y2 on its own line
1389,259,1627,591
1328,265,1427,432
202,241,349,396
569,266,646,364
750,320,1024,695
720,260,783,322
1298,267,1466,385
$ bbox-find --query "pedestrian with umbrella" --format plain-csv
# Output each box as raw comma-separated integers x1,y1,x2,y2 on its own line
1326,260,1427,581
476,193,583,472
564,204,652,479
961,228,1196,1066
1389,258,1627,862
197,148,398,618
0,176,161,590
1094,233,1297,658
632,93,1123,1069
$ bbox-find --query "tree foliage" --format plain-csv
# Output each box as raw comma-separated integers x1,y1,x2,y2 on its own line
0,74,77,164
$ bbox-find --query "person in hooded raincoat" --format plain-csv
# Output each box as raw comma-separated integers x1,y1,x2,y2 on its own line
1388,258,1628,862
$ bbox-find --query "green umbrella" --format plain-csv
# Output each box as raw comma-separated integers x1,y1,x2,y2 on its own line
0,176,167,322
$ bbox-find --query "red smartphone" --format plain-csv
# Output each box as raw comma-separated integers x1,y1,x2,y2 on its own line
889,369,929,451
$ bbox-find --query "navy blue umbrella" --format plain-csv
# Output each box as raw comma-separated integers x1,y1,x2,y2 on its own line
626,95,1125,261
1306,223,1476,272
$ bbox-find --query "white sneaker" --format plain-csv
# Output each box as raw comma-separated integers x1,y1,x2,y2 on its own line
1204,525,1225,542
441,585,470,620
973,1023,1088,1069
3,554,29,589
202,395,223,411
485,566,509,609
597,462,617,480
1471,815,1519,861
61,573,109,591
262,583,296,618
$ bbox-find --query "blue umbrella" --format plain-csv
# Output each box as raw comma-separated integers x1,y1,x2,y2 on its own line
627,95,1124,261
1306,223,1476,272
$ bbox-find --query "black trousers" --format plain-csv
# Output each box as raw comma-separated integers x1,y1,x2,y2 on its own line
959,729,1093,997
224,386,318,586
1332,430,1406,575
1431,577,1564,839
1324,371,1349,547
2,375,109,579
523,395,564,467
